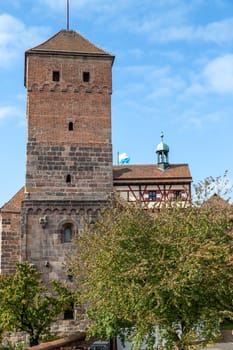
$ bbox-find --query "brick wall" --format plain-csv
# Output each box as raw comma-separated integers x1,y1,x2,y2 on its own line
0,210,21,275
0,188,24,275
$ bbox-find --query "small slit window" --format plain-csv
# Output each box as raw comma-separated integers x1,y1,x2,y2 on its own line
68,121,74,131
66,174,71,183
83,71,90,82
52,71,60,82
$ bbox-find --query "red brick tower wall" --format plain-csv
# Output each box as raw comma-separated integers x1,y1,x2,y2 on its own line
25,53,113,201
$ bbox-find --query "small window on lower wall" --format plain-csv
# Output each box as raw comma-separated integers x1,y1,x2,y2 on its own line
64,302,74,320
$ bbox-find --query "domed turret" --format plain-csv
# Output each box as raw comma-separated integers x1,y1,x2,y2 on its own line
156,132,169,170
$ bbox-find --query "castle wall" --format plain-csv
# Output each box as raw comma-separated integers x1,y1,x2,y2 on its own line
20,200,104,282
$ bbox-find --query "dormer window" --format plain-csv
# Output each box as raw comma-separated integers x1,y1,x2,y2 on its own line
52,71,60,82
83,71,90,82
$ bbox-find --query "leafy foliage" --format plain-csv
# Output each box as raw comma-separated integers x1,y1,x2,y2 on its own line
0,262,74,346
70,196,233,350
0,342,23,350
193,170,233,205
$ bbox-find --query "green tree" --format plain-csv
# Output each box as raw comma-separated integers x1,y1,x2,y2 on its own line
70,197,233,350
0,262,74,346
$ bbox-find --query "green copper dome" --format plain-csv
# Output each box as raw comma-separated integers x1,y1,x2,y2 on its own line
156,132,169,152
156,140,169,152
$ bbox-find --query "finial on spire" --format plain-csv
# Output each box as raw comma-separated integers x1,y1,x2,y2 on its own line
66,0,70,31
160,131,164,141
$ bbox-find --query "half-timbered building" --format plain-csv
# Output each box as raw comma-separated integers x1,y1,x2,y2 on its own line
113,135,192,209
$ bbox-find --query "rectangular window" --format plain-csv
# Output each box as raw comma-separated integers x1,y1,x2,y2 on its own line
83,71,90,82
64,308,74,320
68,121,74,131
52,71,60,82
174,190,181,199
149,191,156,201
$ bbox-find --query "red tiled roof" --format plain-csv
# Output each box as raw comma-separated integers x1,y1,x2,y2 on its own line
27,30,113,57
1,187,24,212
113,164,192,183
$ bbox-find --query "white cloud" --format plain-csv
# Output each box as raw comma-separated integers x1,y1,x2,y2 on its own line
203,55,233,94
197,18,233,43
0,14,49,68
184,83,205,96
139,17,233,44
0,106,19,120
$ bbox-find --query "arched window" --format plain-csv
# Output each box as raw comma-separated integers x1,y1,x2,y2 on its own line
63,224,72,243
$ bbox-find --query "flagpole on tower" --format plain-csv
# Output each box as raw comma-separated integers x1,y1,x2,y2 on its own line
66,0,70,31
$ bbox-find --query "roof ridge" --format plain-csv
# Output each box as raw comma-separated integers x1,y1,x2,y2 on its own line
27,29,114,57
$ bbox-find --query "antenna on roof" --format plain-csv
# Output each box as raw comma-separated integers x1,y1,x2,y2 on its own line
66,0,70,31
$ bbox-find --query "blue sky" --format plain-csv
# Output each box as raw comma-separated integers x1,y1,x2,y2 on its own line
0,0,233,206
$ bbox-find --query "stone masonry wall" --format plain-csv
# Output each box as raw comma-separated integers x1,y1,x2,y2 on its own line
25,143,113,201
20,199,106,282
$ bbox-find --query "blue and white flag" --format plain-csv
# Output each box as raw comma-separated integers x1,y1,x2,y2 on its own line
118,153,130,164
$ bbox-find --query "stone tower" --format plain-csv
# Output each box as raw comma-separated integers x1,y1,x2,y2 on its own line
21,30,114,281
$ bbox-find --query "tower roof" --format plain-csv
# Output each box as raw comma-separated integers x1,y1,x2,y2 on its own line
26,29,114,58
156,132,169,153
156,141,169,152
